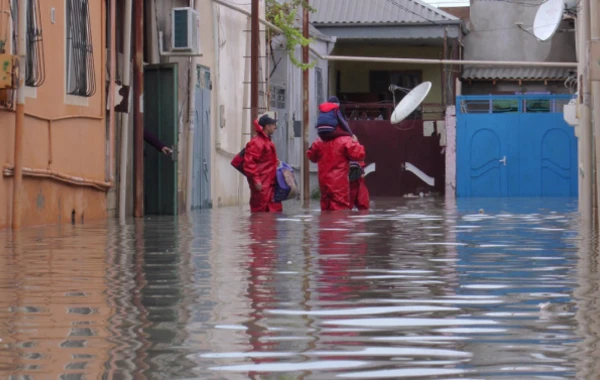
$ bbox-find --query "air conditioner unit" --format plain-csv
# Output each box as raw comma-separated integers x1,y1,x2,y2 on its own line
171,7,200,53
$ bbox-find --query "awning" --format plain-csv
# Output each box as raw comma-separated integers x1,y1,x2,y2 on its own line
316,24,461,41
462,66,575,81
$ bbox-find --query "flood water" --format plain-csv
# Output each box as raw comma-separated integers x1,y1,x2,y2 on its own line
1,197,600,379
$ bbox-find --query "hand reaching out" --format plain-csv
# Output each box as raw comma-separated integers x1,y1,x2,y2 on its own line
162,147,172,155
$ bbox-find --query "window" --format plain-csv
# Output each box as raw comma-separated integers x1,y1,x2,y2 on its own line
66,0,96,97
10,0,45,87
315,67,324,106
270,85,285,109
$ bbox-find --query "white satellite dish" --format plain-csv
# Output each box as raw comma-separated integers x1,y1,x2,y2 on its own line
390,81,432,124
533,0,565,41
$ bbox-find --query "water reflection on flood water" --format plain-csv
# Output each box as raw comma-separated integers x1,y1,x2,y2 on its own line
1,197,599,379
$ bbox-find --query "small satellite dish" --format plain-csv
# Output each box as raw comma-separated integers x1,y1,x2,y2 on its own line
390,81,432,124
533,0,565,41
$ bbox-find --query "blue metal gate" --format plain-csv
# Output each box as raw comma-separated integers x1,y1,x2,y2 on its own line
456,94,577,197
192,66,212,209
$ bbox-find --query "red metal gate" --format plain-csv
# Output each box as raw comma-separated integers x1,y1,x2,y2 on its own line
349,119,445,197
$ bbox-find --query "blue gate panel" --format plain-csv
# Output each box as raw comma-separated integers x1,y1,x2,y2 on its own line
456,94,577,198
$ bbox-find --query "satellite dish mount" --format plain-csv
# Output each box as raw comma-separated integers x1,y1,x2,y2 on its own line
389,81,432,124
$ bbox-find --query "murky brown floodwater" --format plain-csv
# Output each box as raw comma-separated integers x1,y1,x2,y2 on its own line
1,197,599,379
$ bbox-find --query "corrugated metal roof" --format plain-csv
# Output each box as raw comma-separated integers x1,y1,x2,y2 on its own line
311,0,458,25
462,66,575,80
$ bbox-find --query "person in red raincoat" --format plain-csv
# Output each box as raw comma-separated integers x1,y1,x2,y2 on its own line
243,115,283,213
307,135,366,211
349,161,370,210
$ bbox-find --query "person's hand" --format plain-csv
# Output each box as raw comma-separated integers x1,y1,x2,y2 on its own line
255,182,263,191
352,135,358,142
162,147,172,155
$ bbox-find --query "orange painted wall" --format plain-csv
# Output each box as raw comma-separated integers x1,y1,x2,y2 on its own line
0,0,107,229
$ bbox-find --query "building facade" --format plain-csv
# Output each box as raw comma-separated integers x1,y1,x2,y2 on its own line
0,0,107,229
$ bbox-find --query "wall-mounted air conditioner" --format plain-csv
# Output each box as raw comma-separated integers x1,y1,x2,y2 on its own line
171,7,200,53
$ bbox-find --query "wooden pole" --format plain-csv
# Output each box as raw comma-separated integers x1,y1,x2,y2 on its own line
302,1,310,206
250,0,259,128
133,0,144,217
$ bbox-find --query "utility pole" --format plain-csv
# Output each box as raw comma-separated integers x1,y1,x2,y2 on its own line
590,0,600,227
133,0,144,217
250,0,259,129
12,0,26,230
302,1,310,207
578,0,593,227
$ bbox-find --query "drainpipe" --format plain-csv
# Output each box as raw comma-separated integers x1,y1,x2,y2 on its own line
302,2,309,206
186,0,197,212
212,3,221,150
118,0,133,221
12,0,26,230
107,0,116,185
133,0,144,217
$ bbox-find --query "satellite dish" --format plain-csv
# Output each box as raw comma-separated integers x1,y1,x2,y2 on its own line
390,81,432,124
533,0,565,41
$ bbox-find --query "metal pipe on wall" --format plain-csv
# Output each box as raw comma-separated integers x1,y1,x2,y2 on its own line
250,0,259,126
578,0,593,226
590,0,600,227
186,1,198,213
118,0,133,221
302,2,309,206
133,0,144,217
107,0,116,184
12,0,27,229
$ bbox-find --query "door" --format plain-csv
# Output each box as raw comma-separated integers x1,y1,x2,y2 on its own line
192,65,212,210
143,64,179,215
456,94,577,198
457,113,514,197
519,113,577,197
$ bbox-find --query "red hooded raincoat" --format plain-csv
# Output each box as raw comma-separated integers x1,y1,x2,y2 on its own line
307,136,366,211
244,120,283,212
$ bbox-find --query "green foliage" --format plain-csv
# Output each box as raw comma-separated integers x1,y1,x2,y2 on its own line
266,0,317,70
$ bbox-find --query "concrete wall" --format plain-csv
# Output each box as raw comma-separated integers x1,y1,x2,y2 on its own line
463,0,575,95
0,0,106,229
465,0,575,63
143,0,265,212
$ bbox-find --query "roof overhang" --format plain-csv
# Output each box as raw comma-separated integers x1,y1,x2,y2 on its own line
462,66,577,82
314,23,463,42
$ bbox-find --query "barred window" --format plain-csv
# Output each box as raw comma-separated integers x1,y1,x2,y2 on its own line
66,0,96,97
315,67,324,106
270,86,285,109
10,0,45,87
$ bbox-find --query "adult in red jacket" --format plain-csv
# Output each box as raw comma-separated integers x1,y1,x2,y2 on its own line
244,115,283,213
307,135,366,211
350,161,370,210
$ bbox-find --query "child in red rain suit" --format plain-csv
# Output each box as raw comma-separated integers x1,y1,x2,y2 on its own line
349,161,370,210
243,115,283,213
307,135,366,211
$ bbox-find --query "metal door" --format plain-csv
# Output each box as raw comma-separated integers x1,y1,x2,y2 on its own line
192,66,212,209
143,64,179,215
456,94,577,197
